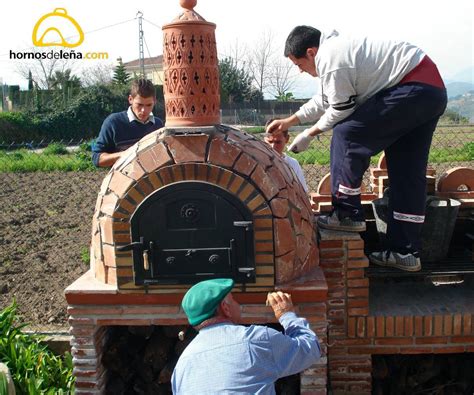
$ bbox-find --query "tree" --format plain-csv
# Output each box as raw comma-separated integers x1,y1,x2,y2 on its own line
81,63,114,87
219,57,253,104
15,47,74,90
48,69,81,90
246,30,276,98
269,58,297,100
28,70,34,91
113,58,131,86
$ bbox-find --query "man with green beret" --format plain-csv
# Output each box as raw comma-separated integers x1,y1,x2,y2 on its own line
171,278,321,394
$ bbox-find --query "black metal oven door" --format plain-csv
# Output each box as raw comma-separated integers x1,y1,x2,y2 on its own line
130,181,255,285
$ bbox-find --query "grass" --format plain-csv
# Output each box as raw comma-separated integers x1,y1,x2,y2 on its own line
0,301,75,394
0,142,96,172
80,246,90,266
0,126,472,171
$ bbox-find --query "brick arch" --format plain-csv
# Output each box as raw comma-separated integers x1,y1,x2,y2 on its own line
90,126,318,292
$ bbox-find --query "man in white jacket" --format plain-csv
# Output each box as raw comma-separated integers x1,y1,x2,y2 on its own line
267,26,447,272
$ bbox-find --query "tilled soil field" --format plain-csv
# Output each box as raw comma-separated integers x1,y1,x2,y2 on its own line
0,171,107,331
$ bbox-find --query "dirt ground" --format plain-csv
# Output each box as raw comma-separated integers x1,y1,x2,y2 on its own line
0,171,107,332
0,162,468,332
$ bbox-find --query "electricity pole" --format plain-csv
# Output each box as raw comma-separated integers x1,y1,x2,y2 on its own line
137,11,145,78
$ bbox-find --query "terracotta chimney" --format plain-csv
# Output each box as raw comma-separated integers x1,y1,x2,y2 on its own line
162,0,220,126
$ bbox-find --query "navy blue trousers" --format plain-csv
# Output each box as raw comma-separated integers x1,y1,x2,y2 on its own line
330,83,447,253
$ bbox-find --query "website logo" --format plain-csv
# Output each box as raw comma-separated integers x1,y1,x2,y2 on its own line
32,8,84,48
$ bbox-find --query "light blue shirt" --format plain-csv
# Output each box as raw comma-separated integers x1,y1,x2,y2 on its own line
171,312,321,394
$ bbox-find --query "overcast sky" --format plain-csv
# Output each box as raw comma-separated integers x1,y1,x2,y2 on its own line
0,0,472,97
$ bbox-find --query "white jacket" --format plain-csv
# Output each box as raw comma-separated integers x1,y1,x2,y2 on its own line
295,30,425,131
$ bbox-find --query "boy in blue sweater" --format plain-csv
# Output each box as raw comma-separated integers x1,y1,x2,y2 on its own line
92,78,164,167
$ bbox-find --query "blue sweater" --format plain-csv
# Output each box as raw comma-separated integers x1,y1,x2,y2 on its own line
92,110,163,166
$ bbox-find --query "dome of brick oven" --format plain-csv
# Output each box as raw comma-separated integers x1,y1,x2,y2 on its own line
90,126,318,291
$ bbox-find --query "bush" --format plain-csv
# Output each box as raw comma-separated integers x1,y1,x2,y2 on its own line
43,143,68,155
0,301,75,394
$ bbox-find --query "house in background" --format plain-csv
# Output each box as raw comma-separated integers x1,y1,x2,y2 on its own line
123,55,164,85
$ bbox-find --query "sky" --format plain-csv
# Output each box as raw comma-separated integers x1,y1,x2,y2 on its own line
0,0,472,98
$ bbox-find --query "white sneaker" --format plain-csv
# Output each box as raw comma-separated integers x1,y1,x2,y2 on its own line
369,250,421,272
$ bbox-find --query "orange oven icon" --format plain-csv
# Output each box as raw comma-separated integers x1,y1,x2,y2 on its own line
32,8,84,48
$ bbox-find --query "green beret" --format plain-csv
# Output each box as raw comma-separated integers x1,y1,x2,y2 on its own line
182,278,234,326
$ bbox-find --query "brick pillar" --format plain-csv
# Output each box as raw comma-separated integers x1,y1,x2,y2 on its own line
69,315,105,394
318,229,371,395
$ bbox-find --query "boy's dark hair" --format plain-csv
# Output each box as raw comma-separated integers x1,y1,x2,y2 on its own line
284,26,321,58
130,78,156,98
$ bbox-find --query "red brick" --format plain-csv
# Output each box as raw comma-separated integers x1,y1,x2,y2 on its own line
108,171,135,198
347,258,369,268
349,307,369,316
320,259,345,270
324,271,344,280
234,153,258,176
399,346,434,354
453,314,463,336
375,338,413,346
348,288,369,298
415,337,448,345
349,347,399,355
434,315,443,336
320,249,345,259
207,137,241,168
96,319,152,326
348,299,369,308
424,316,433,336
357,317,366,337
385,317,394,337
274,218,295,256
347,269,365,279
347,240,364,249
415,316,423,337
432,345,466,354
166,134,208,163
463,314,472,335
367,317,375,338
443,315,453,336
332,339,371,346
376,316,385,337
347,278,369,288
348,249,366,259
395,316,404,337
451,336,474,343
404,316,414,337
137,142,173,173
319,240,344,249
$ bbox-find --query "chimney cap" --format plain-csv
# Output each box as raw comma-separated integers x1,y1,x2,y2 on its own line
180,0,197,10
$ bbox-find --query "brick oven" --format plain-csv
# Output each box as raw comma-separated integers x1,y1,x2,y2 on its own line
65,1,328,393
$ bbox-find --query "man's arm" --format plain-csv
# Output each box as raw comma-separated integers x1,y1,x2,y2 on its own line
95,151,123,167
92,115,119,168
266,292,321,377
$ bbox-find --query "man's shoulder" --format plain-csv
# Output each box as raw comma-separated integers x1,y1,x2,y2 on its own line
104,111,128,124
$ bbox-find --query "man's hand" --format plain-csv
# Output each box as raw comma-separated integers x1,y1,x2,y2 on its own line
287,129,315,153
266,119,288,136
266,291,295,320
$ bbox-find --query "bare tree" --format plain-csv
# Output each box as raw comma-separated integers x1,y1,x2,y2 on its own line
246,30,276,98
15,47,74,89
268,57,297,99
80,63,114,87
220,39,248,70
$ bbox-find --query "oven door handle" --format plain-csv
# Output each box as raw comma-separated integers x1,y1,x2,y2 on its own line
117,237,145,252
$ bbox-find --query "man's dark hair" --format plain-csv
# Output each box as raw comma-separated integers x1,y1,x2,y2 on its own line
130,78,156,98
284,26,321,58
